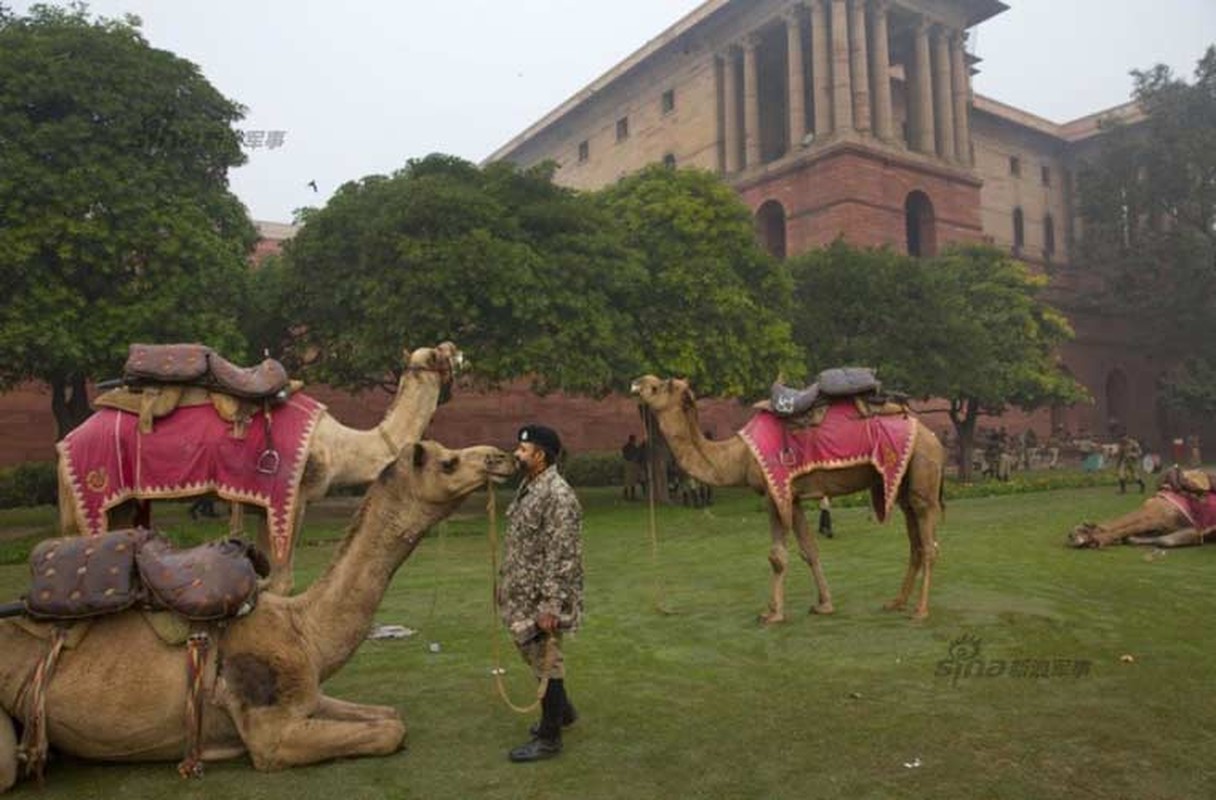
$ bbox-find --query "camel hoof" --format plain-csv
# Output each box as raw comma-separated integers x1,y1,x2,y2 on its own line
758,612,786,625
1067,529,1101,548
882,599,907,612
910,608,929,621
810,602,835,616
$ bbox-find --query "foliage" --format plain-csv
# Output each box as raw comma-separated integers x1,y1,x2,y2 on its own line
595,165,802,397
1078,46,1216,414
0,3,257,436
559,450,625,487
0,461,57,508
280,155,640,394
789,242,1086,479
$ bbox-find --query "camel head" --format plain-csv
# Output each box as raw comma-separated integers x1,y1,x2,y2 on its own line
630,375,697,416
391,440,516,508
401,341,464,404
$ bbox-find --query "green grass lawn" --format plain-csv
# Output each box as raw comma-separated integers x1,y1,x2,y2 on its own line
1,484,1214,799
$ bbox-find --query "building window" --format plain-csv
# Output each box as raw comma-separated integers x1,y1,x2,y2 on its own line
577,140,589,163
662,153,676,169
1009,156,1021,177
1044,214,1056,256
661,89,675,114
616,117,629,142
1041,165,1051,186
1012,207,1025,250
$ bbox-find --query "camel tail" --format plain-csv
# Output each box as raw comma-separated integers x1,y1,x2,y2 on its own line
938,463,947,520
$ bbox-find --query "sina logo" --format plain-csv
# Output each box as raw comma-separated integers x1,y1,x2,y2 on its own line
935,634,986,685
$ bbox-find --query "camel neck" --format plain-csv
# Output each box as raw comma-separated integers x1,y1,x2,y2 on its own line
653,406,752,487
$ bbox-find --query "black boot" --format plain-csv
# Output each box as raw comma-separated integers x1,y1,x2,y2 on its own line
818,509,834,538
1119,480,1126,494
510,679,565,762
529,684,577,737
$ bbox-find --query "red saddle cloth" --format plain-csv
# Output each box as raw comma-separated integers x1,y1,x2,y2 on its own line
1158,490,1216,530
57,394,325,564
738,401,916,528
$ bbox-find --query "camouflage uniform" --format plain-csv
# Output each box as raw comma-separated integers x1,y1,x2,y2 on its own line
501,465,584,679
1115,435,1145,493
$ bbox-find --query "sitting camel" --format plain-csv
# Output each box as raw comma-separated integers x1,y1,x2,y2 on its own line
56,342,462,594
632,376,945,622
0,440,515,791
1068,467,1216,548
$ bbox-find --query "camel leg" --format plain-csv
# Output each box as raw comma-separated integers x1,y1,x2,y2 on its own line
224,705,405,771
1069,497,1187,548
1126,528,1207,548
0,707,15,793
759,502,790,625
887,468,942,620
315,695,402,722
790,503,833,615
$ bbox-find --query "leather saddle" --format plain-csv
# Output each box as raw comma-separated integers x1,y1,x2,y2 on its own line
766,367,886,418
21,528,268,622
124,343,290,401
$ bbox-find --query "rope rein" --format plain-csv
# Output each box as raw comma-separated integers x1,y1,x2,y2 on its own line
487,479,556,714
643,408,670,614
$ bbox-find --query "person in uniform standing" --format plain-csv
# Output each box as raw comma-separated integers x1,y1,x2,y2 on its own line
1115,432,1146,494
500,424,585,762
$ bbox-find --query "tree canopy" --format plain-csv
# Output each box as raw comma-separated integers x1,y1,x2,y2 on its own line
0,3,256,435
280,158,800,398
1078,46,1216,416
789,242,1085,479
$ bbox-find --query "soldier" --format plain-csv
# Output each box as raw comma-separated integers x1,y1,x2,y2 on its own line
1115,433,1146,494
500,424,585,762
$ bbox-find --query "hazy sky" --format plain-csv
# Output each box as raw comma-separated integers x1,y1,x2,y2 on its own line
11,1,1216,222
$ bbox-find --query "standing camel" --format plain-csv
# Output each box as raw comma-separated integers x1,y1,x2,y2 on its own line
0,439,516,792
57,342,462,593
631,376,945,622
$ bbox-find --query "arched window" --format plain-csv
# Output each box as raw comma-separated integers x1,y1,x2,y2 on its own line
755,200,787,260
1012,207,1025,251
905,191,936,257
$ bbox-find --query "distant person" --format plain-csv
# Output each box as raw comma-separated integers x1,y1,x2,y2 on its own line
817,497,834,538
621,434,644,501
1114,433,1145,494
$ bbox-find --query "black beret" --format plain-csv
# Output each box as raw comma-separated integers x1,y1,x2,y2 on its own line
518,424,562,459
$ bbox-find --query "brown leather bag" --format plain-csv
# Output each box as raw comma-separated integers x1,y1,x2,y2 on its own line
25,529,152,619
136,534,266,620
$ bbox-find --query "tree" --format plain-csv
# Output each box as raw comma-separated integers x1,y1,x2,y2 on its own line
789,242,1085,481
1078,46,1216,416
0,3,257,437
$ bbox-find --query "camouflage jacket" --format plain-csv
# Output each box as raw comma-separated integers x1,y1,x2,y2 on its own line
500,465,584,644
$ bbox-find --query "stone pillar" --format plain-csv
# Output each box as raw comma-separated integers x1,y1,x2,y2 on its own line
810,0,832,137
932,25,956,160
722,48,740,172
785,5,807,149
743,34,762,167
830,0,853,134
911,17,935,154
869,0,894,141
848,0,870,132
950,30,973,165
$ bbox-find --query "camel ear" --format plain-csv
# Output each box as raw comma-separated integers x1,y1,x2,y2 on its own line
412,443,428,469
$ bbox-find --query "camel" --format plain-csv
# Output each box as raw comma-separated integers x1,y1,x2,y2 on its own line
1068,470,1216,548
631,376,945,622
0,439,516,792
57,342,462,594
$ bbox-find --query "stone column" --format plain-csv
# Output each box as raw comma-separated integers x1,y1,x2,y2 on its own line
911,17,935,154
810,0,832,137
869,0,894,141
932,25,956,160
848,0,870,132
743,34,762,167
830,0,853,134
950,30,973,164
722,48,740,172
785,5,807,149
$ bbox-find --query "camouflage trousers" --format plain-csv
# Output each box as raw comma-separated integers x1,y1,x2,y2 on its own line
1116,459,1142,482
516,632,565,681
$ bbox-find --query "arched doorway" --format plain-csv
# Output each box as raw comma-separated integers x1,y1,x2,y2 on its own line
905,191,936,257
1105,368,1129,434
756,200,787,260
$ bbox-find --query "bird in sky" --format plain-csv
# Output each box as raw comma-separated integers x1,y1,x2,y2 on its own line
306,180,318,193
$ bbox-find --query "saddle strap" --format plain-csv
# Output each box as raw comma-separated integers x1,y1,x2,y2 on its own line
17,625,69,785
178,631,212,778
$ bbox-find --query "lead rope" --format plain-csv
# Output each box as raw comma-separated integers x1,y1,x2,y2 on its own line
178,631,212,778
642,407,672,615
16,626,69,786
487,480,556,713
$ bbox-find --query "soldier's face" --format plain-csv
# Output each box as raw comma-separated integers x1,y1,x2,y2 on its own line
514,441,548,477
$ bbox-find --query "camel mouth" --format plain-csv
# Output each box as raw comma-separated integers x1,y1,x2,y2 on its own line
629,379,642,394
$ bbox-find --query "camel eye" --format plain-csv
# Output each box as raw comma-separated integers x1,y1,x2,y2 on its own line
441,457,459,474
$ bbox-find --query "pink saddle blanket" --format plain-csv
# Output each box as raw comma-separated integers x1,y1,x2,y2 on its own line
1158,490,1216,530
738,401,917,528
57,394,325,563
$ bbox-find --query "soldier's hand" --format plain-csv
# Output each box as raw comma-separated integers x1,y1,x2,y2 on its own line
536,612,558,633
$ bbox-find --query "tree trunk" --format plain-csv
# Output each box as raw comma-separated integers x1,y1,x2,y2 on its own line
950,397,980,484
50,372,93,440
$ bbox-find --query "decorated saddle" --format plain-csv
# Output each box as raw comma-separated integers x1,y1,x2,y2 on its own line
57,393,325,564
739,400,917,528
